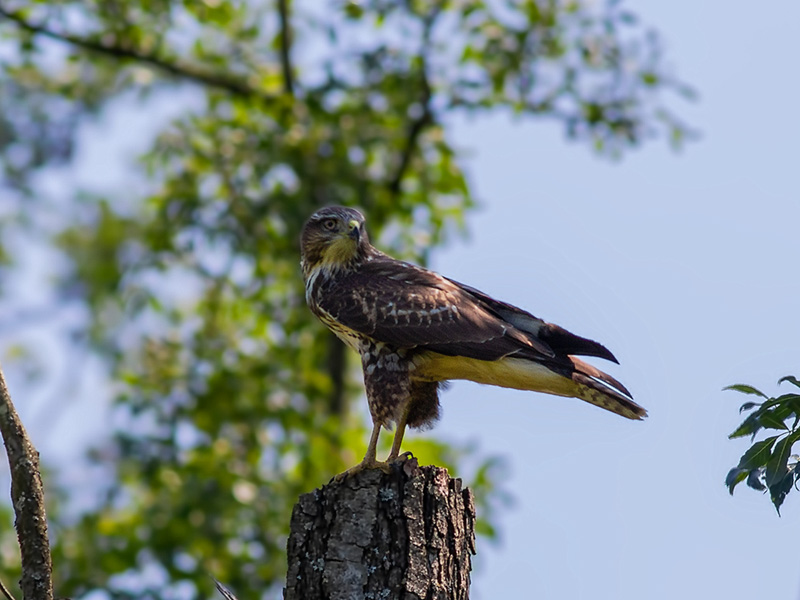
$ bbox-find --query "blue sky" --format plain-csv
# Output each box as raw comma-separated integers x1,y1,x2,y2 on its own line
3,1,800,598
427,1,800,598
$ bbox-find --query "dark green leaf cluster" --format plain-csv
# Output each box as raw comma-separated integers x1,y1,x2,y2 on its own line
725,377,800,514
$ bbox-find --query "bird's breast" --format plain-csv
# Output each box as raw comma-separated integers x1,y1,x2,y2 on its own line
320,310,365,352
305,266,367,353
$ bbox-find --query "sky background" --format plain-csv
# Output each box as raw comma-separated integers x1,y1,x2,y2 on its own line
433,1,800,598
3,0,800,599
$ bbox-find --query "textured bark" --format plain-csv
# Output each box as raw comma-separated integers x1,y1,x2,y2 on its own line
284,460,476,600
0,364,54,600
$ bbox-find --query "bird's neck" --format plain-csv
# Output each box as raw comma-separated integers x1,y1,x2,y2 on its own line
302,242,384,282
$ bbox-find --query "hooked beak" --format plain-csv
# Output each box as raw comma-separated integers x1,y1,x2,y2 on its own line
348,219,361,242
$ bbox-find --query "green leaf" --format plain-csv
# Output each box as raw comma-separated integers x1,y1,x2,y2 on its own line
778,375,800,390
343,1,364,19
758,411,790,431
739,401,760,413
729,412,763,439
641,72,658,86
774,393,800,405
723,384,768,398
725,467,748,495
768,469,797,515
765,431,800,488
736,436,779,471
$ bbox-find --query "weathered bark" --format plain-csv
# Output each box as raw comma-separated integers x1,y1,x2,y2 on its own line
284,459,476,600
0,364,54,600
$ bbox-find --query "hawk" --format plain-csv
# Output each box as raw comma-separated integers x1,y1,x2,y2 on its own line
301,206,646,478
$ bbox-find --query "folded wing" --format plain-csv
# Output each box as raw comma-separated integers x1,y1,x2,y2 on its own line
318,258,644,418
317,260,554,361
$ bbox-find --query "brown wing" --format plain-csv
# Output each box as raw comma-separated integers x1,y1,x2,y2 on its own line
450,280,619,363
317,258,555,361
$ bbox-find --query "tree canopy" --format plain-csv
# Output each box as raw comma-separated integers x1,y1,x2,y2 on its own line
0,1,692,598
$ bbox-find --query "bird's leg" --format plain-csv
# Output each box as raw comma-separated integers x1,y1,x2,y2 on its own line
332,421,391,482
386,403,410,463
362,420,382,465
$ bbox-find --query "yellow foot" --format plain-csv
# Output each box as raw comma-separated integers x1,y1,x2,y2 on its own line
331,458,392,483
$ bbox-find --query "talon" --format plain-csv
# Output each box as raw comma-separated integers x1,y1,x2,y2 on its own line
332,458,391,482
388,450,414,464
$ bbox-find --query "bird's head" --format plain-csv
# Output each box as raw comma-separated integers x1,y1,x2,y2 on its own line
300,206,370,278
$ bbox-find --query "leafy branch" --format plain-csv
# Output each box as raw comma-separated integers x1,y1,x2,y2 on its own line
725,376,800,513
0,4,278,102
0,0,692,595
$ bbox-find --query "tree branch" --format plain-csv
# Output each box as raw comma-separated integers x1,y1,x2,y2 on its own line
0,5,277,103
277,0,294,96
387,71,432,198
212,578,238,600
0,364,53,600
387,7,442,198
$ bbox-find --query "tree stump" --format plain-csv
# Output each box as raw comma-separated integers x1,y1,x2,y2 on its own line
284,459,476,600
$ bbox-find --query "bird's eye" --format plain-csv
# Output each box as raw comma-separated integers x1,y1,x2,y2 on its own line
322,219,337,231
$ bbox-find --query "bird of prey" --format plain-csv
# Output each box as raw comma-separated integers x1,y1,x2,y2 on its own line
301,206,646,479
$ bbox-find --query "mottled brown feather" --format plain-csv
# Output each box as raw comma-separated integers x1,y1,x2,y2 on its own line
313,258,555,362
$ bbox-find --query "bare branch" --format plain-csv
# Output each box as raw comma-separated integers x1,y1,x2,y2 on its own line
387,72,432,198
277,0,294,96
212,578,239,600
387,7,442,197
0,4,277,103
0,365,53,600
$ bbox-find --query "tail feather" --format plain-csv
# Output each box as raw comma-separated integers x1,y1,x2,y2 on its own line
540,323,619,363
570,357,634,399
570,357,646,420
414,351,647,420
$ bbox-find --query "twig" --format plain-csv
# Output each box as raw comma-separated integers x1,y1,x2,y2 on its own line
0,364,54,600
277,0,294,96
0,4,277,102
212,578,239,600
0,578,18,600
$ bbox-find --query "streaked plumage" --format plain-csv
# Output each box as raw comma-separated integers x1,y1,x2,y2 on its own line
300,206,646,478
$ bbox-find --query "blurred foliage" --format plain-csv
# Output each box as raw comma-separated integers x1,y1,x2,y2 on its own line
726,377,800,514
0,504,21,596
0,0,691,598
